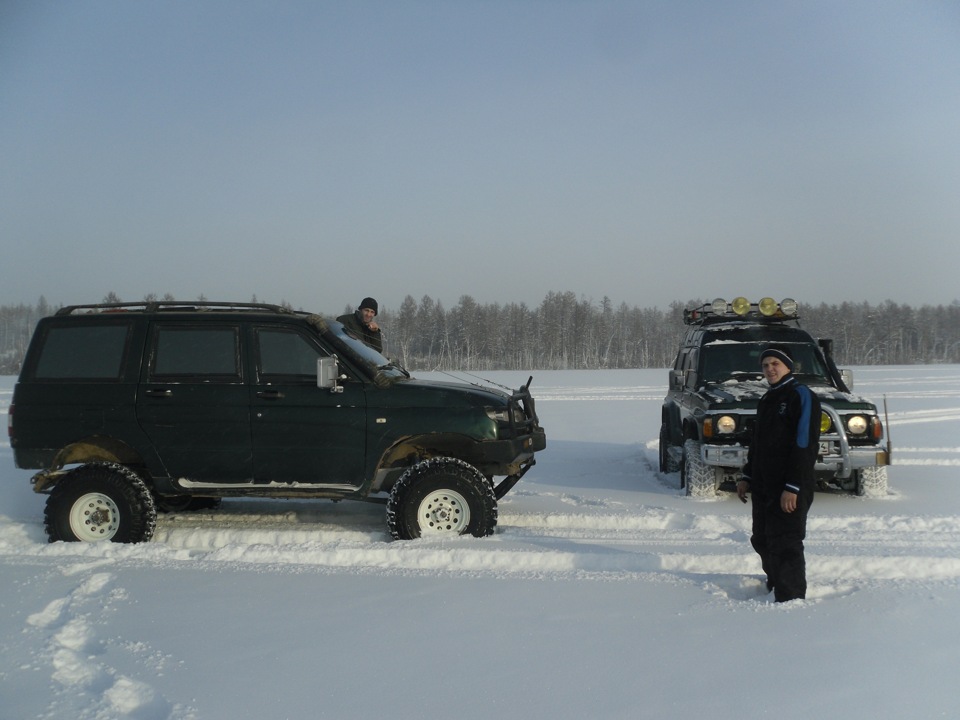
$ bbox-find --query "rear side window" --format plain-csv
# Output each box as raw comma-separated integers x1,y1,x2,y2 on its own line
34,324,130,379
151,326,240,379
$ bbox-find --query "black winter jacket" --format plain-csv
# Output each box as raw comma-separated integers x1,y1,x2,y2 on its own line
337,311,383,353
742,375,821,497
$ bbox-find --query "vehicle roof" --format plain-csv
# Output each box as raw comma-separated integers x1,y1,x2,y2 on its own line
52,301,308,320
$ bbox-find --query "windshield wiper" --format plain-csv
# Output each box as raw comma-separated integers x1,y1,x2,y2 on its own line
379,360,410,378
728,371,763,381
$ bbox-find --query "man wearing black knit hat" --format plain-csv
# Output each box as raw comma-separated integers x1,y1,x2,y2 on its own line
737,345,821,602
337,297,383,353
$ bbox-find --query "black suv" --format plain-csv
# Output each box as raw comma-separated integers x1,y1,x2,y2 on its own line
660,297,890,497
10,302,546,542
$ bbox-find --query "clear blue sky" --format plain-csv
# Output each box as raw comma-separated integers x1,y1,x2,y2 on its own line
2,0,959,314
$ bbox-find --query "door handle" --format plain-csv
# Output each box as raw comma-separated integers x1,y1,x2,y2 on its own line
145,389,172,397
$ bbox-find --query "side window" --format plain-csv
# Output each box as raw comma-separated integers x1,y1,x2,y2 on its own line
34,323,131,380
672,350,683,372
257,328,322,380
151,326,240,380
683,349,699,388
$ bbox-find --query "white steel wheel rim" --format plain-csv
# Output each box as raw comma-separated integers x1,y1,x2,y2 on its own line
417,489,471,535
69,492,121,541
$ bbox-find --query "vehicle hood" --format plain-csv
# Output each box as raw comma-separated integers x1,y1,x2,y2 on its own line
372,378,511,409
701,379,878,410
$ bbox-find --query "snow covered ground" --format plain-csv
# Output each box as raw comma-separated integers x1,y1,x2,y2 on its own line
2,366,959,720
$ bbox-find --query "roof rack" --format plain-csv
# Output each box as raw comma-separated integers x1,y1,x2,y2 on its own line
55,301,298,316
683,297,800,326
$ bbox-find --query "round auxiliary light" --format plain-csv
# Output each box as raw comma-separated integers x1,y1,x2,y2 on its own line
820,412,832,433
711,298,727,315
758,297,778,316
732,296,751,315
780,298,798,316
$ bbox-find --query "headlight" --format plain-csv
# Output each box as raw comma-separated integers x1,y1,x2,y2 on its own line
715,415,737,434
846,415,868,435
704,415,737,437
486,407,525,424
820,412,832,433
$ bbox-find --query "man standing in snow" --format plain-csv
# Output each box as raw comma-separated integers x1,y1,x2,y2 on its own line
737,346,821,602
338,297,383,353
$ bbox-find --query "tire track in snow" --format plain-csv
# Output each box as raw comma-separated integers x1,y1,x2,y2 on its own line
138,503,960,594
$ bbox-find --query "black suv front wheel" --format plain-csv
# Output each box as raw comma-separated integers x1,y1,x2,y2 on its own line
681,439,719,498
45,463,157,543
387,457,498,540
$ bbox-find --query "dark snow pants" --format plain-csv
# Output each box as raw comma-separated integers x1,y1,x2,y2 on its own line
750,486,812,602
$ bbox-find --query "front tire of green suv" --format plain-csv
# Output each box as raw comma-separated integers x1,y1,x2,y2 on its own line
45,463,157,543
387,457,498,540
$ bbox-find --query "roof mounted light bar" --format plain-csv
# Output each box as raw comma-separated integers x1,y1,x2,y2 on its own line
684,297,799,325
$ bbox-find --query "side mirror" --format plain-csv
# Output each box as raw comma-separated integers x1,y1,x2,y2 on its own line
317,356,343,393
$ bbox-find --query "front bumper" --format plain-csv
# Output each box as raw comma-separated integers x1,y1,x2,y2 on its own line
702,442,889,479
700,402,889,479
472,429,546,467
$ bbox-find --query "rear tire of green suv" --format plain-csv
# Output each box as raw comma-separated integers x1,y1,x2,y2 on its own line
44,463,158,543
387,457,498,540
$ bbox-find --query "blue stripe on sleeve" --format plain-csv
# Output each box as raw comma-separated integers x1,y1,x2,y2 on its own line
796,385,813,449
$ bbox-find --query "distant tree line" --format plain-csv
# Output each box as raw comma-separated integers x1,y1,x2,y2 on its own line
1,293,959,375
379,293,960,370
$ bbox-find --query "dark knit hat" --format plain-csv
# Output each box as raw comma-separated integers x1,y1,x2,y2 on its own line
359,297,378,315
760,346,794,371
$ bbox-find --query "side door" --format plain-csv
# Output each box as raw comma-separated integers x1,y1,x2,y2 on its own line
678,345,702,424
249,325,367,488
136,322,252,482
13,318,156,469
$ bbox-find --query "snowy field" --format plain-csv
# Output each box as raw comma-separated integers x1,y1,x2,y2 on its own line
2,366,960,720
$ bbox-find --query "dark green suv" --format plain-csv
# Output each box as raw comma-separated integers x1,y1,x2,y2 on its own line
10,302,546,542
660,297,890,498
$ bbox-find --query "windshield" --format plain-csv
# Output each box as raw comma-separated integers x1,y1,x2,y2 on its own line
700,342,829,384
328,320,408,379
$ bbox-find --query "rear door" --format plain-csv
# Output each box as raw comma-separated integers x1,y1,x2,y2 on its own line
13,318,145,467
249,325,367,488
137,321,252,482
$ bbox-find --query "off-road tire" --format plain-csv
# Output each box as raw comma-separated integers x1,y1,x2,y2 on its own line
856,466,889,498
387,457,498,540
45,463,157,543
682,439,718,498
